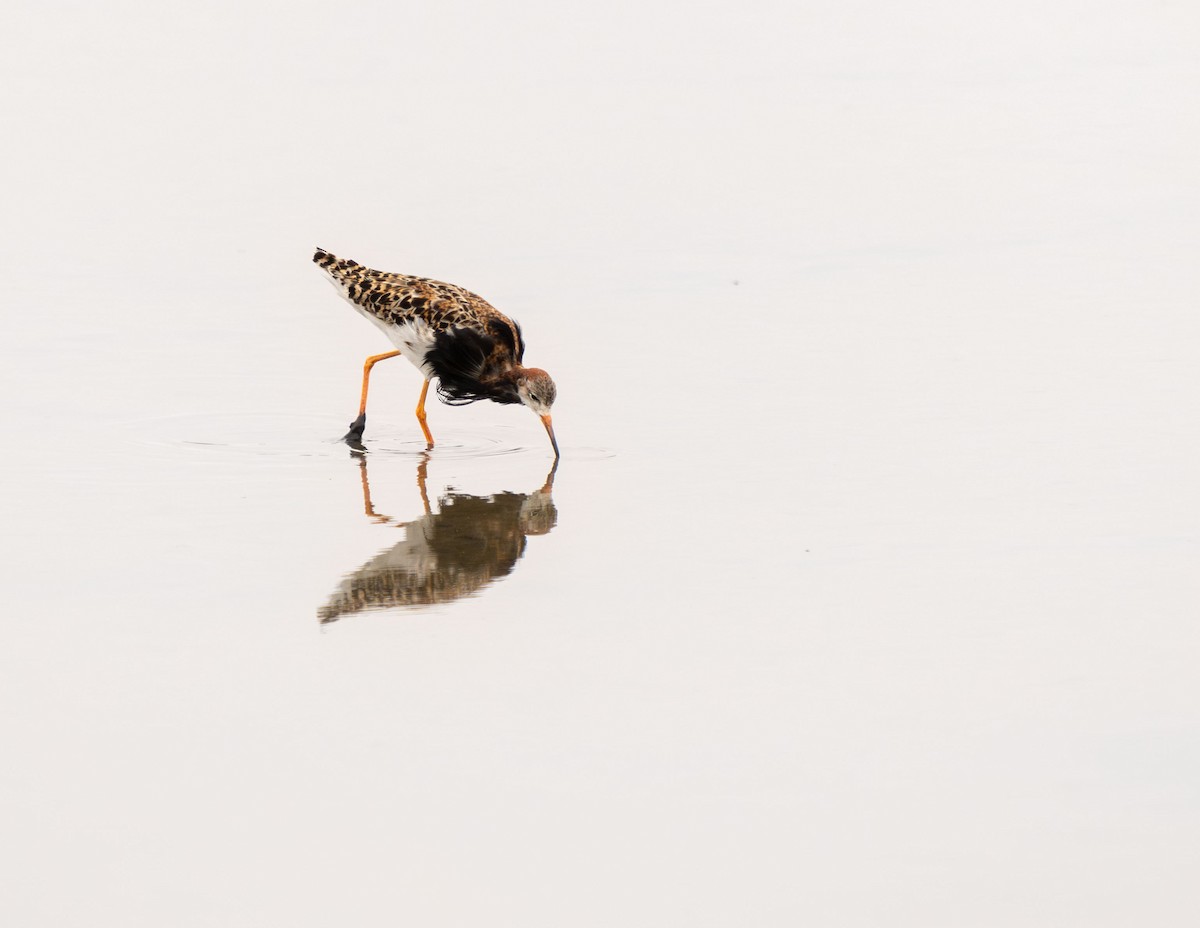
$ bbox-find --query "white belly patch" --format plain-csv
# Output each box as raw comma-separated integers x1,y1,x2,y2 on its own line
326,277,438,379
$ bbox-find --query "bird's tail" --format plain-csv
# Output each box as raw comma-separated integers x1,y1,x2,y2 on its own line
313,247,367,283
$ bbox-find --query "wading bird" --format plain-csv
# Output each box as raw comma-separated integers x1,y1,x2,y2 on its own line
314,248,559,456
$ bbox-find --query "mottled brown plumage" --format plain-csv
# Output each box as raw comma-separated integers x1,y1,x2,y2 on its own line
313,247,559,455
314,248,524,370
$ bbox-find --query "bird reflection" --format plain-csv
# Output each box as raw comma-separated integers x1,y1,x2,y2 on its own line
318,453,558,623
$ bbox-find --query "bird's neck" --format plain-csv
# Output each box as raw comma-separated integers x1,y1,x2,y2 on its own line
488,366,525,386
481,366,524,402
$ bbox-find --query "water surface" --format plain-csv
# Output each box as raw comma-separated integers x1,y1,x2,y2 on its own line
3,2,1199,925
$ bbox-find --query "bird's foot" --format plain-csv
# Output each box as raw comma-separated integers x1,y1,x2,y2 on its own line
343,413,367,447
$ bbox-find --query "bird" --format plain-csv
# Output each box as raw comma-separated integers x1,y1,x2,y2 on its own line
313,247,559,456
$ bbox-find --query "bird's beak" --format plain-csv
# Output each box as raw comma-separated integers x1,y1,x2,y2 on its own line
540,414,560,458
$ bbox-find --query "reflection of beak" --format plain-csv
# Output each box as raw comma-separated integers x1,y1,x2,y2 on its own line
540,414,560,458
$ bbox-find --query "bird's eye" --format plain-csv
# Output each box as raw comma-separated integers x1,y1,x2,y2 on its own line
530,394,539,402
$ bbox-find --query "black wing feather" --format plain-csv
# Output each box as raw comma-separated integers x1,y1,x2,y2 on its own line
424,327,521,406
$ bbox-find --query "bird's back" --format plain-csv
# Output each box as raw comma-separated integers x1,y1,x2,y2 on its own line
314,247,505,335
314,248,529,405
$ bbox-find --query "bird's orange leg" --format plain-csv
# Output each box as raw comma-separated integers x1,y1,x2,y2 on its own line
344,350,401,444
358,350,402,416
415,379,435,450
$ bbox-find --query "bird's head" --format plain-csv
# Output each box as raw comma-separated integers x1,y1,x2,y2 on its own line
515,368,559,457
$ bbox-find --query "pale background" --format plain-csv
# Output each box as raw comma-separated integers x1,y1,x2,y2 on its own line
2,1,1199,925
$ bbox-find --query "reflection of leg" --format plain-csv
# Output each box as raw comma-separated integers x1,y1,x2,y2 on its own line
415,379,434,449
344,350,402,443
354,451,392,523
415,452,432,516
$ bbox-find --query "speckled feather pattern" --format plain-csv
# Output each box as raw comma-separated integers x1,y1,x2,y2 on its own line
314,247,557,438
313,247,525,366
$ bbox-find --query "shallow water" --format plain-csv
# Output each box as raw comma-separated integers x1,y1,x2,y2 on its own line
4,2,1200,925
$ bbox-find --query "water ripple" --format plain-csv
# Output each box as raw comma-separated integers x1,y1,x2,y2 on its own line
114,413,612,462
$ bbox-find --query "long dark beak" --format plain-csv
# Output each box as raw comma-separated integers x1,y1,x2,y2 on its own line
540,414,560,458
